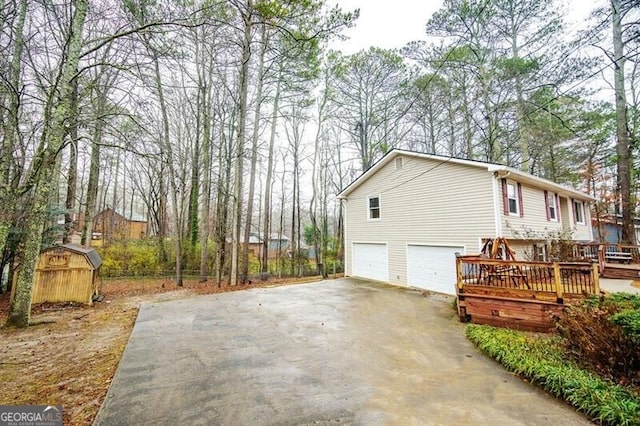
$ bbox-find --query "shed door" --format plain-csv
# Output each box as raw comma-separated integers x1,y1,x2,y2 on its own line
407,245,463,295
352,243,388,282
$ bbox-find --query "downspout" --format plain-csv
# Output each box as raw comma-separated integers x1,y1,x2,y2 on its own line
587,201,594,241
341,198,348,276
491,171,507,238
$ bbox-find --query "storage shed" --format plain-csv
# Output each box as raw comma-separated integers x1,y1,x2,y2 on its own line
12,244,103,305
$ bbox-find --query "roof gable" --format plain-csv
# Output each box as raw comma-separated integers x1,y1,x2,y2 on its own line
337,149,594,202
95,208,147,223
43,243,103,269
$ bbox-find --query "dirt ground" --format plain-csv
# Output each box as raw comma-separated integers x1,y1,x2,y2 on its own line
0,275,324,425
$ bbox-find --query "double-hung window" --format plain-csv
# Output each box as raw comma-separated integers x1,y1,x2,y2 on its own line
368,196,380,220
507,183,518,214
504,181,521,216
545,191,558,221
501,179,523,217
573,200,585,224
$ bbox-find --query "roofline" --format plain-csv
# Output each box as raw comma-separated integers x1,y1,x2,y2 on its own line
336,149,594,202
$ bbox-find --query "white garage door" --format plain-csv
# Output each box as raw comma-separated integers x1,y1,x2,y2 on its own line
407,245,463,295
352,243,388,282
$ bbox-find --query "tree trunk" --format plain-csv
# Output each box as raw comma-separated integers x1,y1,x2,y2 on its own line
310,71,329,277
0,4,27,245
461,81,473,158
261,76,281,275
7,0,88,328
81,103,103,247
241,23,267,282
507,8,530,172
188,86,201,248
214,116,234,286
63,79,79,244
199,73,213,282
230,3,253,286
612,0,634,244
151,50,184,286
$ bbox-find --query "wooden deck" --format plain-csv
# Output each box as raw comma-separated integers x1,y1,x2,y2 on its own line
456,256,599,332
572,243,640,280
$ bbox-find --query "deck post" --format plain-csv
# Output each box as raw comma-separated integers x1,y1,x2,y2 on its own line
455,254,467,322
592,261,600,294
455,254,463,293
553,262,563,303
598,244,605,273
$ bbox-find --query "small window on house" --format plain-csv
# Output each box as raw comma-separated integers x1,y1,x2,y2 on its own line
548,193,558,221
573,200,585,224
395,157,403,170
368,196,380,220
533,244,547,261
507,182,519,215
501,178,523,216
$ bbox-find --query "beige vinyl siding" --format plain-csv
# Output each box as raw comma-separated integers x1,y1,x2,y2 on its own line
560,197,571,229
507,240,537,261
499,183,593,241
570,198,592,240
344,155,496,286
501,184,565,238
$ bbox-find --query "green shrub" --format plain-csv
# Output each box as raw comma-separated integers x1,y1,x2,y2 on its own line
467,325,640,425
98,240,164,277
606,293,640,310
612,310,640,344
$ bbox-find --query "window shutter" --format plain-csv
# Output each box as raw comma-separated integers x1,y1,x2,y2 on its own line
544,190,550,221
501,178,508,215
555,194,561,221
517,183,524,217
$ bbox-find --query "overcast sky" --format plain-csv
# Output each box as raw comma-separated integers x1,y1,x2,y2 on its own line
329,0,605,54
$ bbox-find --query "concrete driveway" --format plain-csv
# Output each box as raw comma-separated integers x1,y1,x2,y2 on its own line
95,278,589,425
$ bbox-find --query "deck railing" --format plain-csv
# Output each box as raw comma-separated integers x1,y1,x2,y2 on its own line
571,242,640,272
455,255,599,302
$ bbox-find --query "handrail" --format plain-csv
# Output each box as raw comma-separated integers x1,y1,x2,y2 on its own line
455,254,598,302
571,242,640,272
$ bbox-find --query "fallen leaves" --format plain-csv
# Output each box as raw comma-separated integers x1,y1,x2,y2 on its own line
0,274,323,424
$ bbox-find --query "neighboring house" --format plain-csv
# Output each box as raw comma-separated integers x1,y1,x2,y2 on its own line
267,233,290,258
247,233,264,257
337,149,594,295
243,233,290,259
592,214,640,244
92,208,148,246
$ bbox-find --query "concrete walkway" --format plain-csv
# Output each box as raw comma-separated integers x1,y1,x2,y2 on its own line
600,278,640,294
94,279,589,425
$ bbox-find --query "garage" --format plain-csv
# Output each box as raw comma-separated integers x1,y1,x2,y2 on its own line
407,244,464,295
352,243,388,282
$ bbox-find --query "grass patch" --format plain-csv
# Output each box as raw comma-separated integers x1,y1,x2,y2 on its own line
466,324,640,425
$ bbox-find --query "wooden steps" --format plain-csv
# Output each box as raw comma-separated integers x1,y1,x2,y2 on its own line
602,263,640,279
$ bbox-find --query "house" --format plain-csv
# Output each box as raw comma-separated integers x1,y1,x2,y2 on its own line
337,149,594,295
267,233,290,258
247,233,264,257
592,214,640,244
92,208,148,246
236,233,290,259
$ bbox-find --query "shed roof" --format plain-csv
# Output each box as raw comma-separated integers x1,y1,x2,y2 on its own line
44,244,103,269
337,149,594,202
95,208,147,223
